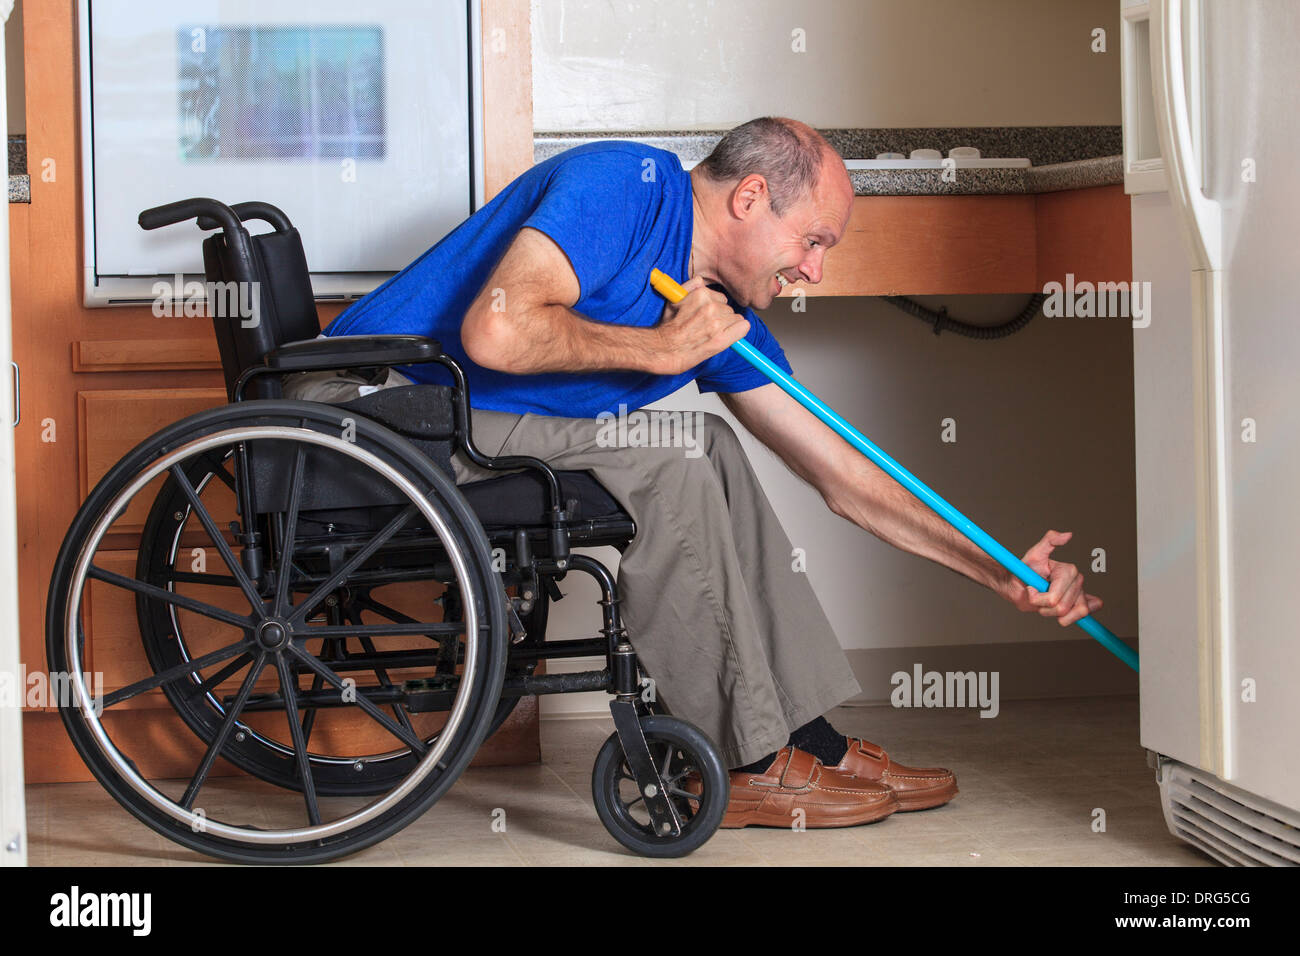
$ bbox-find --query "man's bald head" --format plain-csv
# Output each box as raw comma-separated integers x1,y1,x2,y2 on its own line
694,117,842,217
688,117,853,309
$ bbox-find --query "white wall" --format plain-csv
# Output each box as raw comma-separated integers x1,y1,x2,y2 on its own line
532,0,1121,130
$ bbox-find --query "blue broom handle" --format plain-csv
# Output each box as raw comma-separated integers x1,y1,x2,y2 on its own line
650,270,1138,673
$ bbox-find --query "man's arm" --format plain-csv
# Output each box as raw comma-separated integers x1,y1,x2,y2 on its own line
460,227,748,377
721,383,1102,626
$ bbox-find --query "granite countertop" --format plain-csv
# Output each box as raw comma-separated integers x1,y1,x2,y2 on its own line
535,126,1123,196
848,154,1122,195
6,127,1123,204
10,134,27,203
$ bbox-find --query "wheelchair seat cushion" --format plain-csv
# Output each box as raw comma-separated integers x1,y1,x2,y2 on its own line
293,384,626,527
333,384,457,480
334,386,626,523
294,469,627,540
335,385,456,442
460,469,625,526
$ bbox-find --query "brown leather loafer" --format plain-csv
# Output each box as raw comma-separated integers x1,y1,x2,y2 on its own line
831,737,958,810
718,746,898,828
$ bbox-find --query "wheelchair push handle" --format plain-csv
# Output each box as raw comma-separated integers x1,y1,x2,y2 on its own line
139,198,294,236
139,197,242,234
138,197,262,284
197,201,293,234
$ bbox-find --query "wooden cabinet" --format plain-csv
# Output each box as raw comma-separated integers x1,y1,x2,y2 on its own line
13,0,539,782
796,185,1131,297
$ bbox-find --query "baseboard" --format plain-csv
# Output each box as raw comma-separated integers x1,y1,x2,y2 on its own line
843,637,1140,705
540,710,613,721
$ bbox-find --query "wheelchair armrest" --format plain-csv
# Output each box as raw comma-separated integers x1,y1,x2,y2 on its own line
266,335,442,372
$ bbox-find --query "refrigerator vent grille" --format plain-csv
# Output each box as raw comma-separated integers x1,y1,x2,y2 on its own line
1161,762,1300,866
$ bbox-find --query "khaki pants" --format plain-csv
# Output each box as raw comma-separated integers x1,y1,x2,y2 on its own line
283,369,862,766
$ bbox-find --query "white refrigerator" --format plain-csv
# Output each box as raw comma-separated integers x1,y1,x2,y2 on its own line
1124,0,1300,865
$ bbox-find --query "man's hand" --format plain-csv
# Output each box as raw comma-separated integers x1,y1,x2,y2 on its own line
1002,530,1103,627
651,275,750,376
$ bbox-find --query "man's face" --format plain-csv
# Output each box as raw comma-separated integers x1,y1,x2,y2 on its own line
724,155,854,310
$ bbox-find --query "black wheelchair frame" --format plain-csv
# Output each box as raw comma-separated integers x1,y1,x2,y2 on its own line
44,197,728,863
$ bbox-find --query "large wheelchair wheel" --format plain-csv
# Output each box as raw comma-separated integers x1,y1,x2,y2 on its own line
46,401,508,864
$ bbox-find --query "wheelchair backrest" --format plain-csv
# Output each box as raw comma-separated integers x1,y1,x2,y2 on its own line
139,197,467,514
200,213,321,400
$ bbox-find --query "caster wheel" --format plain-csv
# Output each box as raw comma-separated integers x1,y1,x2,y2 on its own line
591,715,728,858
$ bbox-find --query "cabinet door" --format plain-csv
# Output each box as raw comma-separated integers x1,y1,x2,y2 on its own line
1133,192,1203,771
78,388,229,541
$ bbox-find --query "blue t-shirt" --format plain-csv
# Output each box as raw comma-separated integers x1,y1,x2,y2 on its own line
324,141,793,416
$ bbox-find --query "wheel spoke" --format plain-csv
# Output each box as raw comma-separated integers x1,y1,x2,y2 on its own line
274,445,307,616
286,643,427,754
287,505,417,626
355,594,420,624
353,595,454,647
357,636,415,735
89,564,253,630
169,463,264,612
197,451,238,492
102,639,255,709
348,604,415,735
300,671,324,746
179,652,267,810
617,762,647,811
664,768,694,788
163,571,241,588
296,622,462,639
658,743,674,781
301,624,344,747
274,652,321,826
188,652,255,700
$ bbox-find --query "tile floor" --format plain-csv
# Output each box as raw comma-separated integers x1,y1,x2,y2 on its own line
23,695,1216,867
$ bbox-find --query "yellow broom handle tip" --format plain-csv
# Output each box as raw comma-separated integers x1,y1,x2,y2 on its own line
649,268,688,304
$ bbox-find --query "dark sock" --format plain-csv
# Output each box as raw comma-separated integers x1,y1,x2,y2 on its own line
730,715,849,773
732,751,778,773
787,716,849,766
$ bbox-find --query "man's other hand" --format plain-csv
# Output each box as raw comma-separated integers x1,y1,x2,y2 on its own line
1002,529,1103,627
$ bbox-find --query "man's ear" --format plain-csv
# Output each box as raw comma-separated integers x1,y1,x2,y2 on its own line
731,173,770,219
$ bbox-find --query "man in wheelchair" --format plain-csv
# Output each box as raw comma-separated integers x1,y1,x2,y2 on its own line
284,116,1104,829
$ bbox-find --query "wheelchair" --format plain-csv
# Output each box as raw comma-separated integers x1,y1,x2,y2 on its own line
45,197,729,863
